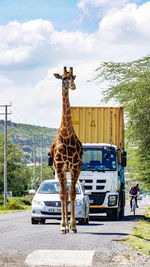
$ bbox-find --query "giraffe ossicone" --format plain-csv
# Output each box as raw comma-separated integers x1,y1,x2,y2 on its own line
50,67,83,234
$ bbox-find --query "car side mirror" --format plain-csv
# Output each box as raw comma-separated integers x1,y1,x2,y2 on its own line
84,190,91,195
29,189,36,195
121,151,127,167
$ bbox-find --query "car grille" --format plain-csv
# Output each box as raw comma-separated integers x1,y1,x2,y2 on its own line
44,201,71,207
44,201,61,207
89,192,106,205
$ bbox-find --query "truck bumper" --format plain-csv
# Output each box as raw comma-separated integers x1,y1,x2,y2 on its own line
89,192,119,213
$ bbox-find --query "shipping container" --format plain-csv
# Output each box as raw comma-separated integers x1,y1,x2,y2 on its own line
71,107,124,150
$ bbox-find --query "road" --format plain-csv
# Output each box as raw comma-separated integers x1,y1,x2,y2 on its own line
0,197,150,266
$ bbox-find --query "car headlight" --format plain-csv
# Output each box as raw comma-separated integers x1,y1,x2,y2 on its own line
75,199,83,206
32,199,44,207
108,195,117,206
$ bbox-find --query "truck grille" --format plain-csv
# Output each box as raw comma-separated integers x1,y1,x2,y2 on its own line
85,185,92,190
97,180,106,183
89,192,106,205
79,179,93,183
96,186,105,190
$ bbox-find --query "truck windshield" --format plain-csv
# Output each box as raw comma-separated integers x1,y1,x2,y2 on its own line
82,147,117,171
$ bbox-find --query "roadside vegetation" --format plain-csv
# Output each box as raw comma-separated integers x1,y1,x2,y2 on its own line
0,196,32,214
124,206,150,255
0,133,55,197
94,55,150,190
0,120,58,164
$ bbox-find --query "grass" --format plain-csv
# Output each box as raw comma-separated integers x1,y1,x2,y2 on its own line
0,196,32,214
124,206,150,255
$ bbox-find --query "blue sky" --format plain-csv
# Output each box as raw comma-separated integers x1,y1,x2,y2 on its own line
0,0,98,32
0,0,150,127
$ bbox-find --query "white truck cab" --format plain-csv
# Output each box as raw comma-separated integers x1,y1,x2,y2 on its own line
78,143,126,220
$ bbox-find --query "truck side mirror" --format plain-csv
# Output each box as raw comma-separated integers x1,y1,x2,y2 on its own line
48,152,53,167
121,151,127,167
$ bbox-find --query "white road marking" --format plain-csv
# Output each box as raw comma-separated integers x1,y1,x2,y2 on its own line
25,250,95,266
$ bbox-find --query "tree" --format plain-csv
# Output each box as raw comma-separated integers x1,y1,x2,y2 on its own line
0,134,32,196
94,56,150,188
30,163,55,190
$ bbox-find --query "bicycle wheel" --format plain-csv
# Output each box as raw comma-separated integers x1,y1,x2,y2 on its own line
132,201,136,216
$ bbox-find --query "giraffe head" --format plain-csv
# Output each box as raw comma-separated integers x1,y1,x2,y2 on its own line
54,67,76,90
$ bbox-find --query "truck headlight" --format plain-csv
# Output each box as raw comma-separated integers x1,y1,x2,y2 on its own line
108,195,117,206
75,199,83,206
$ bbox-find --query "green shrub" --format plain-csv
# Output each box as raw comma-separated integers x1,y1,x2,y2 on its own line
0,199,4,206
20,197,32,206
6,200,25,210
8,197,32,206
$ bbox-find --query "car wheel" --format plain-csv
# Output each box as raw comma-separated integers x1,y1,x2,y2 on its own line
78,218,85,225
40,219,45,224
31,218,38,224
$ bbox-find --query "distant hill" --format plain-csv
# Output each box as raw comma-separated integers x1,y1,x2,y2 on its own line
0,120,58,164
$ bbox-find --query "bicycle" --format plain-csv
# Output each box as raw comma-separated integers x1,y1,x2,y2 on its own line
130,195,137,216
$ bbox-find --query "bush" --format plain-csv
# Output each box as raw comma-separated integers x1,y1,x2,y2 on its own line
8,196,32,206
6,200,25,210
19,197,32,206
0,199,3,206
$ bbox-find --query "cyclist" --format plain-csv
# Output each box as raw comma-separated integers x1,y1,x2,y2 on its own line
129,183,140,211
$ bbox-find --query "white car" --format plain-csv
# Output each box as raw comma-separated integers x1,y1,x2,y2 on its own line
31,180,90,225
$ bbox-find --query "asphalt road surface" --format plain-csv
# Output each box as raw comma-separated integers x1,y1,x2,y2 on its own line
0,197,150,267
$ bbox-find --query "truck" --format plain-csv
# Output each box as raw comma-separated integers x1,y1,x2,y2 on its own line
70,107,127,220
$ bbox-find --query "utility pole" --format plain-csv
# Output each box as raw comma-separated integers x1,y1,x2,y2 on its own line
33,135,36,191
41,134,43,183
0,104,11,205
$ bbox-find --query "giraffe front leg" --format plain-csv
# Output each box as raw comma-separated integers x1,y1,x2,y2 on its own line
69,184,77,234
60,195,66,234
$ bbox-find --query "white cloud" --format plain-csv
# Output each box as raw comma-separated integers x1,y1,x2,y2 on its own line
0,19,54,66
96,2,150,45
0,1,150,127
77,0,141,17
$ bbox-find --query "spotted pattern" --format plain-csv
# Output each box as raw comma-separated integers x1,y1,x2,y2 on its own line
50,69,83,233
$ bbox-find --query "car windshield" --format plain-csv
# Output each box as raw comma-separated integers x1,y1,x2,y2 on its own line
82,147,117,171
38,181,81,194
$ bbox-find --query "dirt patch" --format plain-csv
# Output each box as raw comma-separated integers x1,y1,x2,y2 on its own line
92,241,150,267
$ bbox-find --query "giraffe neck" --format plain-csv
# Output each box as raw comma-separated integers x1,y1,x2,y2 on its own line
60,86,74,136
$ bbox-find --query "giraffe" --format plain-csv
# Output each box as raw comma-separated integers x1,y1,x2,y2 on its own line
50,67,83,234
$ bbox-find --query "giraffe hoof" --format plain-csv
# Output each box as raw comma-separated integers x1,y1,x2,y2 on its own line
60,229,66,234
66,228,69,233
71,228,77,234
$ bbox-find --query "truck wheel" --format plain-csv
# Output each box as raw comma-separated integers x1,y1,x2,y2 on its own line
31,218,38,224
86,215,89,224
119,189,125,219
119,206,125,219
107,209,119,221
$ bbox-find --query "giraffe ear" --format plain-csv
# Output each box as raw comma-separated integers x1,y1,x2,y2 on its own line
54,73,62,79
73,75,76,80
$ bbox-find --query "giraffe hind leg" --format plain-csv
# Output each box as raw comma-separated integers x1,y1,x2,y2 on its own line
64,173,69,233
70,170,80,233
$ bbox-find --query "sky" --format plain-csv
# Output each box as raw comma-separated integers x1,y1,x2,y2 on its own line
0,0,150,128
